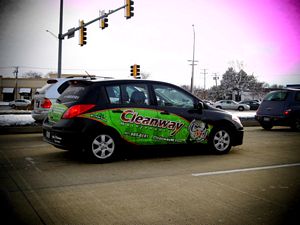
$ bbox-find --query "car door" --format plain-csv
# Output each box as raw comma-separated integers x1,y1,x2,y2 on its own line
152,83,212,145
105,83,159,145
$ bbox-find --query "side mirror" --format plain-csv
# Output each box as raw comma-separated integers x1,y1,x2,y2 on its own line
194,102,203,113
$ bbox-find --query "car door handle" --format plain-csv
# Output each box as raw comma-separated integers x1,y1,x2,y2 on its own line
160,111,170,115
112,109,123,113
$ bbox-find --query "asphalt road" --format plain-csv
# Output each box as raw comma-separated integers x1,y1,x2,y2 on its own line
0,127,300,225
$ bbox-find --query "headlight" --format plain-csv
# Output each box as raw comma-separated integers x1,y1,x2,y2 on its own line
231,114,242,126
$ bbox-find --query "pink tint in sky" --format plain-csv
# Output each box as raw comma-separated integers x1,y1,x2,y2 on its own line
226,0,300,80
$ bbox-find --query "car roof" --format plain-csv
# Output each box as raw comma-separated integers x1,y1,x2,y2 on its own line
76,78,186,87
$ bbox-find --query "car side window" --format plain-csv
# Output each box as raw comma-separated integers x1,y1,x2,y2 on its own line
153,84,194,108
122,84,150,105
105,85,121,104
57,81,70,94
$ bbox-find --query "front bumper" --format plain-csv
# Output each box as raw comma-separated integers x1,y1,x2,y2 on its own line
232,128,244,146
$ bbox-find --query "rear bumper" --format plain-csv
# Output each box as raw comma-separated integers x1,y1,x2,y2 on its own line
31,110,48,122
255,115,292,126
43,121,84,151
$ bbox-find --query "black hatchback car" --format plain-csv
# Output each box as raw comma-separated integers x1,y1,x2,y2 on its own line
255,88,300,130
43,79,244,162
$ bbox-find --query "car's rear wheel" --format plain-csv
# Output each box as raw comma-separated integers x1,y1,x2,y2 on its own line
216,106,222,109
209,126,232,154
238,106,244,111
85,133,119,162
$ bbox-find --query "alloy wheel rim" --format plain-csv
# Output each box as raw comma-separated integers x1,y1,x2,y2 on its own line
213,130,230,151
92,134,115,159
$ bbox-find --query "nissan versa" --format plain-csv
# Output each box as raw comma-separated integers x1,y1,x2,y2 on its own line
43,79,244,162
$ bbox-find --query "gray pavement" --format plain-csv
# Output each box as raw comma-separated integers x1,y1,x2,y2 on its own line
0,127,299,224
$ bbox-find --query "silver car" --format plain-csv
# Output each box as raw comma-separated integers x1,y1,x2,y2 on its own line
32,76,97,122
214,100,250,111
9,99,32,109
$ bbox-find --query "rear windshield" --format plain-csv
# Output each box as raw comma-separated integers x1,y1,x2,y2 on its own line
263,91,288,101
58,82,88,103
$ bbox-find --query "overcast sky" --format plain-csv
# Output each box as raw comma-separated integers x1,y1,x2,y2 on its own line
0,0,300,88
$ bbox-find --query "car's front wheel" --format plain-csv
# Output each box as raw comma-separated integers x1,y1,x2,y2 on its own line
85,133,119,162
260,122,273,130
209,126,232,154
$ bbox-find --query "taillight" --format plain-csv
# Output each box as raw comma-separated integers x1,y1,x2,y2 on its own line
62,104,95,119
41,98,52,108
284,109,291,116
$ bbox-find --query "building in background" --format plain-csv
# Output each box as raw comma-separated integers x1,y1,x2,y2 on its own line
0,74,90,101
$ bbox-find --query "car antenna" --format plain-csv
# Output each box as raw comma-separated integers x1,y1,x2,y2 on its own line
85,71,93,79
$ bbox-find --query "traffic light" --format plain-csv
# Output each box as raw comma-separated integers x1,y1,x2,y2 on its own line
100,18,108,30
130,64,140,78
79,20,87,46
125,0,134,19
130,65,134,77
135,64,140,77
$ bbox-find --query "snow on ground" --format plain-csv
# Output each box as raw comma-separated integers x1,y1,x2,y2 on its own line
0,114,35,126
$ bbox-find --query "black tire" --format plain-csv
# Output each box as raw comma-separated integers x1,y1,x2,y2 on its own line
216,106,222,109
238,106,244,111
85,132,119,163
291,118,300,131
260,122,273,130
209,126,232,154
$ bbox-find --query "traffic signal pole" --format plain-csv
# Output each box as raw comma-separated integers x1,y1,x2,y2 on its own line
56,1,132,78
57,0,64,78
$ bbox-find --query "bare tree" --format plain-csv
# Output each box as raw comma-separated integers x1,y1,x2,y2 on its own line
23,71,43,78
141,72,150,79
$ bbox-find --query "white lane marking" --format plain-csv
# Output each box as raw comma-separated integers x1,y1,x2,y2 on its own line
25,157,42,173
192,163,300,177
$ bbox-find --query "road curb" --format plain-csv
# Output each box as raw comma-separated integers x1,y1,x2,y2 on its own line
0,126,42,134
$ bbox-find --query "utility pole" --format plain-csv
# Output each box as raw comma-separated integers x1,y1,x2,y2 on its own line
57,0,63,78
190,25,196,93
55,0,131,78
212,73,219,86
14,66,19,99
200,68,208,90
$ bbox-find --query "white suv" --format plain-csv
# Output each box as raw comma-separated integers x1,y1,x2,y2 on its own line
31,76,96,122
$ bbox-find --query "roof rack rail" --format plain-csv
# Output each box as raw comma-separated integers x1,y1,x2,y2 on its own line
65,75,96,79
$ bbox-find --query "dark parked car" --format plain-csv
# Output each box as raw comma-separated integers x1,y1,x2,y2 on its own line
255,89,300,130
43,79,244,162
239,100,260,110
